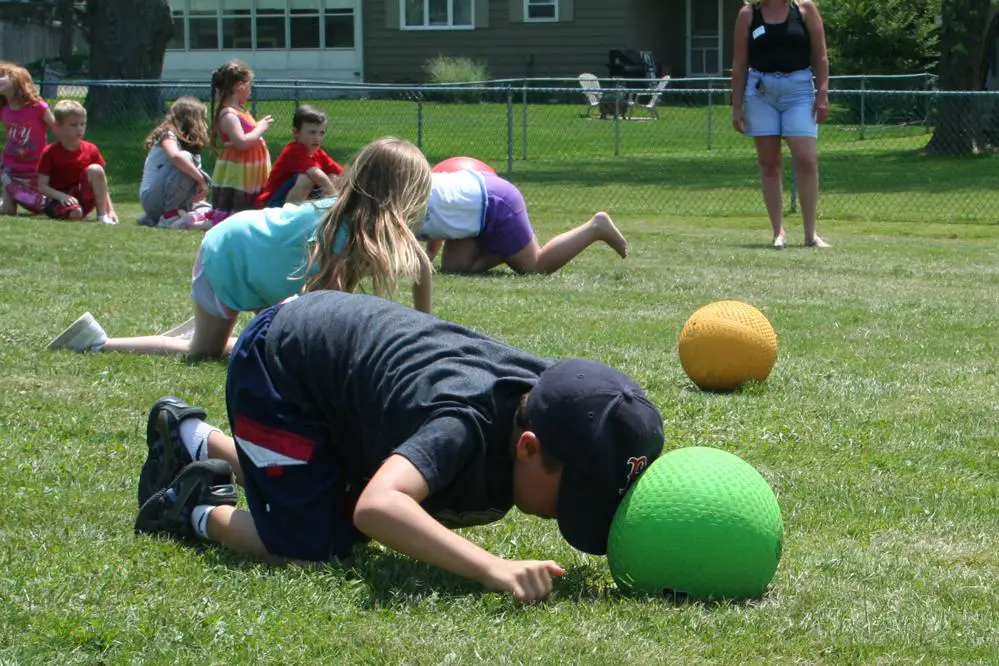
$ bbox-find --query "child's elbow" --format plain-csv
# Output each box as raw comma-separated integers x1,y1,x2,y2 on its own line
352,494,385,534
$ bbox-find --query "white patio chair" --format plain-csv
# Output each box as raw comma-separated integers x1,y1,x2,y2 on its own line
628,75,671,120
578,73,603,117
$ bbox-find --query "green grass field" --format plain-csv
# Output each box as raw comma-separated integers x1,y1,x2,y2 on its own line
1,100,998,663
70,97,999,225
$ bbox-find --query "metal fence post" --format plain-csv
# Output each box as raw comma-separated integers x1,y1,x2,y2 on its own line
614,81,623,158
707,80,714,151
293,79,300,108
506,86,514,179
521,80,528,161
251,96,258,118
416,95,424,151
859,77,866,141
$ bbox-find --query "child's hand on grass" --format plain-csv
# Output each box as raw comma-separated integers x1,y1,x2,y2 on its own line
483,559,565,603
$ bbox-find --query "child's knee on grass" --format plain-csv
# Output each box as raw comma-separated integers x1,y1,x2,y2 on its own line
85,163,108,185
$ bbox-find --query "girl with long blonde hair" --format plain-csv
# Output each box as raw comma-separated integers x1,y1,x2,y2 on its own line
48,137,434,358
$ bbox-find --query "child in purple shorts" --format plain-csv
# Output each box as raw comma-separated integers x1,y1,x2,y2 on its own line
422,170,629,274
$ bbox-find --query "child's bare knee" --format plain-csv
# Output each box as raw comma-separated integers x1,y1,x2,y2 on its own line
86,164,107,182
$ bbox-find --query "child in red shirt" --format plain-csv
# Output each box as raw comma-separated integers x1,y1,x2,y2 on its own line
37,100,118,224
255,104,343,208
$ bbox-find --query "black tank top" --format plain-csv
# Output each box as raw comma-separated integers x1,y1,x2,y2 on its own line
748,3,811,74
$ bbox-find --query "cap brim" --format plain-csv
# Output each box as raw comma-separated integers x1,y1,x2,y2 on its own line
556,465,617,556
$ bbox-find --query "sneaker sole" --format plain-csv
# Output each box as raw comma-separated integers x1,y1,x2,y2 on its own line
137,396,207,507
47,312,102,351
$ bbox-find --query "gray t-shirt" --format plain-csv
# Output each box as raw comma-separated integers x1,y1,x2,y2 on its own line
263,291,553,527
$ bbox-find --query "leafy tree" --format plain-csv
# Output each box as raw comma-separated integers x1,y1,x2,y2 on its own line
822,0,940,75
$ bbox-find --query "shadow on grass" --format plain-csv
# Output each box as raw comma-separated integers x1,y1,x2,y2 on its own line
197,542,770,609
509,149,999,197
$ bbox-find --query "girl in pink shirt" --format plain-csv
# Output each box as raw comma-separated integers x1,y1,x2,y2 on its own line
0,62,57,215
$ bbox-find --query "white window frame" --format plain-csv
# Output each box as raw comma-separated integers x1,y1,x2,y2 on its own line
524,0,557,23
164,0,359,51
400,0,474,31
685,0,723,76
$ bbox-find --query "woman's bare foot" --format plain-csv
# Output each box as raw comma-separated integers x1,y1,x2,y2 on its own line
591,212,628,258
805,235,831,248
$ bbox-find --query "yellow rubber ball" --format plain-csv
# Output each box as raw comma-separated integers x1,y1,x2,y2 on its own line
678,300,777,391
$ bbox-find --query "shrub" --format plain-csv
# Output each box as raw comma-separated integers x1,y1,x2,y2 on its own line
423,55,490,103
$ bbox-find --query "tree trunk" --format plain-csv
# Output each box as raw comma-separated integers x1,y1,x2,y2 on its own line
57,1,76,62
85,0,172,125
926,0,992,155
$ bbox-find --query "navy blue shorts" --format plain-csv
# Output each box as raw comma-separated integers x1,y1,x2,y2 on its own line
265,175,322,208
226,304,358,561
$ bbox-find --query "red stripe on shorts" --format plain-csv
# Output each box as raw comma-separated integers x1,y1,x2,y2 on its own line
234,415,316,462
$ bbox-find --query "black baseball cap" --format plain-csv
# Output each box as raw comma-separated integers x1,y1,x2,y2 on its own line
525,358,665,555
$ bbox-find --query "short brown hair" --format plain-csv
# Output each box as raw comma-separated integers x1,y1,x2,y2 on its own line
53,99,86,123
293,104,327,129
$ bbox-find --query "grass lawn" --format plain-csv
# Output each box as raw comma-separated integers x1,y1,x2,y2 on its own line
1,95,997,663
62,97,999,225
1,180,997,662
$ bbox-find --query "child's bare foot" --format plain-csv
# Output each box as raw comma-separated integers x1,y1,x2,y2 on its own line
805,235,831,248
591,212,628,258
772,232,786,249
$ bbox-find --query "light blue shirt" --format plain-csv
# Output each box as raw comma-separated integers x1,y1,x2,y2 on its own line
200,198,348,313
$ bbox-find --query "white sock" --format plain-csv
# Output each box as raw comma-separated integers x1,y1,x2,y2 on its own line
191,504,217,540
178,419,221,462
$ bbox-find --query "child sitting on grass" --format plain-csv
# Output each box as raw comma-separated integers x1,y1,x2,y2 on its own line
138,96,212,228
0,62,57,215
37,100,117,224
254,104,343,208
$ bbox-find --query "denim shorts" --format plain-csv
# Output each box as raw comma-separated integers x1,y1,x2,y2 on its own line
744,68,817,138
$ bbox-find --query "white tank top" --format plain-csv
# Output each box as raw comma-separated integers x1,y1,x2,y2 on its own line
420,170,487,240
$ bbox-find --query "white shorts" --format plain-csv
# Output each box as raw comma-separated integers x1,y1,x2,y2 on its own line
190,248,237,320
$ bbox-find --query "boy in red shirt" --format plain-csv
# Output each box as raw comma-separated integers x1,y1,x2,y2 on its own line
255,104,343,208
37,100,118,224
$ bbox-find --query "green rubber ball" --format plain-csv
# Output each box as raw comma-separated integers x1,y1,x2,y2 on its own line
608,446,783,600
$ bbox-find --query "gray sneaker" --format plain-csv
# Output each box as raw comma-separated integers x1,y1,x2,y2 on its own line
47,312,108,352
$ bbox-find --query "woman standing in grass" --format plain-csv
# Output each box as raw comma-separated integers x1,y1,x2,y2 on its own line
730,0,831,249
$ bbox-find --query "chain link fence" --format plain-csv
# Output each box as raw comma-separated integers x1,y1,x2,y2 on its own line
30,74,999,224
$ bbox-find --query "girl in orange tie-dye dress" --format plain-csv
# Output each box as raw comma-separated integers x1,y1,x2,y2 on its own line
208,60,272,224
